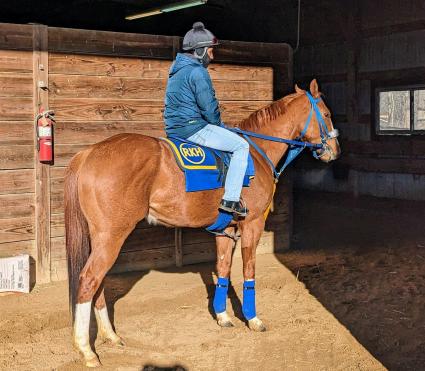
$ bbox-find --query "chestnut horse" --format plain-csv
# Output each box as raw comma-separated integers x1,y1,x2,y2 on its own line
65,79,340,367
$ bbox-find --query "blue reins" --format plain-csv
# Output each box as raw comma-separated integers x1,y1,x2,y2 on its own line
229,92,335,181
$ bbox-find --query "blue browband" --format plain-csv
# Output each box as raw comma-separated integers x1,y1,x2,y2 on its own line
229,92,337,180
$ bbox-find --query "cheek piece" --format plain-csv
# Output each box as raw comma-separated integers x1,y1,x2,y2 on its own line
213,276,229,314
242,280,256,320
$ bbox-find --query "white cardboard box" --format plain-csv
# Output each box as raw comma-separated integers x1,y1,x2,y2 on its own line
0,254,30,293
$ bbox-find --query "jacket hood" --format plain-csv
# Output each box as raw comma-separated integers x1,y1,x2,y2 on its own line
169,53,202,76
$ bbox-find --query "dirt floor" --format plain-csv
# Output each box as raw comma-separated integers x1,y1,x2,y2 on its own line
1,189,422,370
281,190,425,371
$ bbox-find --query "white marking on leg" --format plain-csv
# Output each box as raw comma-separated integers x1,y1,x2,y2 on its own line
248,316,266,332
74,301,100,367
216,311,234,327
94,306,123,345
145,213,158,226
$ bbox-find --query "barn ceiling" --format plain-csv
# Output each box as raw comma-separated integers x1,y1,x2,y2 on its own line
0,0,304,45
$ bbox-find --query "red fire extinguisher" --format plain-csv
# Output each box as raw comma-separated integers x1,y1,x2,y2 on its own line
35,108,55,164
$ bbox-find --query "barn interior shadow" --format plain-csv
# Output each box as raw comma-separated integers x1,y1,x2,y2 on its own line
272,188,425,371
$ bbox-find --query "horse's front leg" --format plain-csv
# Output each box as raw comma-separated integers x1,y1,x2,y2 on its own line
213,227,237,327
240,216,267,332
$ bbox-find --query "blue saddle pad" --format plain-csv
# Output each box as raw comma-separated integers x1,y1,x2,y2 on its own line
161,136,255,192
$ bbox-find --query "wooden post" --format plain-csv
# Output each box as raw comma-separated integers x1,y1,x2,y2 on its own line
172,36,180,59
175,228,183,267
33,25,51,284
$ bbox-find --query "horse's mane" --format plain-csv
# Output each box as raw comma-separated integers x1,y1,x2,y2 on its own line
238,92,301,131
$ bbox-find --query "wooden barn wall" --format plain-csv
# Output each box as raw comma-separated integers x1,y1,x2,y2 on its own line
294,0,425,200
0,47,35,272
0,23,293,284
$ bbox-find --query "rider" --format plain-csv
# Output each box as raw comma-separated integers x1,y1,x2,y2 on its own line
164,22,249,216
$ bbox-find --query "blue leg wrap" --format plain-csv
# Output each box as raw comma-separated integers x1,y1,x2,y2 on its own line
242,280,256,320
213,277,229,314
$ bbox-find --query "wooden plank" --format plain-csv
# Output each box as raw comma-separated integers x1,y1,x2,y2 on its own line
47,27,291,66
50,235,175,276
215,40,291,64
49,54,273,82
210,65,273,82
111,247,175,274
50,167,66,216
53,144,91,167
49,98,164,121
220,101,272,124
49,75,167,100
49,99,269,123
51,213,64,238
273,62,293,99
50,236,66,261
175,228,183,268
0,239,35,259
48,74,271,101
182,241,215,266
0,121,34,145
49,54,171,78
50,172,65,215
48,27,176,59
50,236,66,281
0,50,33,73
51,258,67,282
0,23,34,51
122,226,175,252
0,145,34,169
0,193,34,219
0,216,34,243
33,24,51,284
0,74,33,97
215,80,272,101
0,169,34,194
0,97,33,120
54,121,165,145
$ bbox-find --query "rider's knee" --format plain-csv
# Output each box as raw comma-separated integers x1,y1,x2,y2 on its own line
239,138,250,154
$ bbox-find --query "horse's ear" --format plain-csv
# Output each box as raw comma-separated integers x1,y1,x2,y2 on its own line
310,79,320,98
295,84,304,94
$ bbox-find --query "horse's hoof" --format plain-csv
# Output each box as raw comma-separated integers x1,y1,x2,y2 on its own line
99,330,125,346
248,317,266,332
216,312,234,328
218,319,234,328
85,356,101,368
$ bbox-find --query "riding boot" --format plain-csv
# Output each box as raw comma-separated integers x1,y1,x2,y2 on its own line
219,199,248,217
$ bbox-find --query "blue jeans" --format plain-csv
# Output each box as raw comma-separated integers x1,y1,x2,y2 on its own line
187,124,249,201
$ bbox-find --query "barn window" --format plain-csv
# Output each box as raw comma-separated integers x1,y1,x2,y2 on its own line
376,87,425,135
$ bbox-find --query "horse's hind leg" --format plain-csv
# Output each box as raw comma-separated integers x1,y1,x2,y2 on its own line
94,283,124,346
214,227,237,327
74,228,132,367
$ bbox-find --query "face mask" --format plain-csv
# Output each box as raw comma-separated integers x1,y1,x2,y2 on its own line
194,47,211,68
201,52,212,67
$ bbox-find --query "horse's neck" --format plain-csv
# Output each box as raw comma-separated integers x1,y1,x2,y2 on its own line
252,114,299,167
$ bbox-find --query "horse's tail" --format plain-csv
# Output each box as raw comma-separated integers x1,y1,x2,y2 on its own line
64,152,91,323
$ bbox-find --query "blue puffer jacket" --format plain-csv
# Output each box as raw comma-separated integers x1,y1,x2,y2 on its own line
164,53,222,139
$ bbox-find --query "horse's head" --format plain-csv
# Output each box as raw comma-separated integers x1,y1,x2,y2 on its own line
294,79,341,162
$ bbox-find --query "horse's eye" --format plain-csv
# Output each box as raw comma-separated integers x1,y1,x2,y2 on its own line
324,112,330,118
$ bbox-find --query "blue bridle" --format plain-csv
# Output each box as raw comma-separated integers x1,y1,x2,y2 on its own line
229,92,339,181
